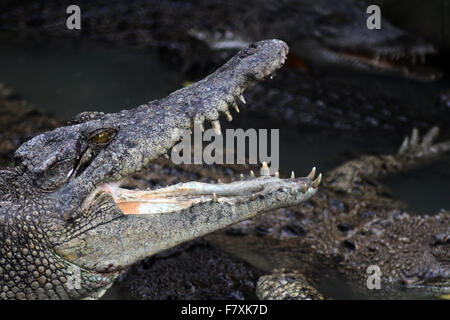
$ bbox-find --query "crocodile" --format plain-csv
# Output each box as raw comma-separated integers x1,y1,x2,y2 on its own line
0,39,324,300
0,0,441,81
0,61,448,300
0,84,266,300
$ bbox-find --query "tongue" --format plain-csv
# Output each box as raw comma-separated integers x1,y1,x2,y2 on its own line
115,188,211,215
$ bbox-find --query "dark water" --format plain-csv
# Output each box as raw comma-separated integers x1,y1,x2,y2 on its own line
0,35,184,120
0,35,449,299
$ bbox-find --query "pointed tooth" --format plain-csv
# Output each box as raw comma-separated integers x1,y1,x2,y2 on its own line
212,193,218,202
290,171,295,179
275,171,279,178
398,136,409,154
225,111,233,122
239,94,246,104
260,161,270,176
233,103,240,113
312,173,322,188
290,185,295,194
212,120,222,135
240,173,244,180
410,128,419,146
422,126,439,146
201,123,205,132
163,154,169,159
217,179,222,184
250,170,255,177
250,194,256,200
302,184,308,193
189,129,192,134
306,167,316,180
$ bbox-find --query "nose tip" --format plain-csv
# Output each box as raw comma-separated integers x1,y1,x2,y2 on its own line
268,39,289,57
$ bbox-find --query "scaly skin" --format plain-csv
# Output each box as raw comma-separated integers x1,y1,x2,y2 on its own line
0,0,440,80
0,40,323,300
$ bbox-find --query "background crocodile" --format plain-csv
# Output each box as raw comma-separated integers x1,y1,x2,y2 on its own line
0,0,441,81
0,40,325,299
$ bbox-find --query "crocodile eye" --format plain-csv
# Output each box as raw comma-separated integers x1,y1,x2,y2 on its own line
89,129,116,146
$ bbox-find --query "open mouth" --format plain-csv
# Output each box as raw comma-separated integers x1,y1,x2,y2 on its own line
98,165,322,216
335,48,442,81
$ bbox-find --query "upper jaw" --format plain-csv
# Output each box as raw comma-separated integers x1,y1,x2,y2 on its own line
69,40,289,194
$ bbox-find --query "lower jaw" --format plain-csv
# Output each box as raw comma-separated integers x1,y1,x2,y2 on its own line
98,179,268,216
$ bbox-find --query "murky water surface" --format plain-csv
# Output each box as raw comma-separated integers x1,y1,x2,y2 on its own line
0,36,448,299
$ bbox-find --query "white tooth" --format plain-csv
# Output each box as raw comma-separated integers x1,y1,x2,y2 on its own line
67,168,74,178
212,193,218,202
225,111,233,122
307,167,316,180
290,171,295,179
290,185,295,194
163,154,169,159
250,170,255,177
260,161,270,176
312,173,322,188
275,171,279,178
233,103,240,113
240,173,244,180
217,179,222,183
302,184,308,193
212,120,222,135
398,136,409,154
201,123,205,132
270,75,274,80
239,94,246,104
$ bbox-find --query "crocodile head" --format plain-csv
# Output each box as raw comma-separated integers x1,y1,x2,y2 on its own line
0,40,321,299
